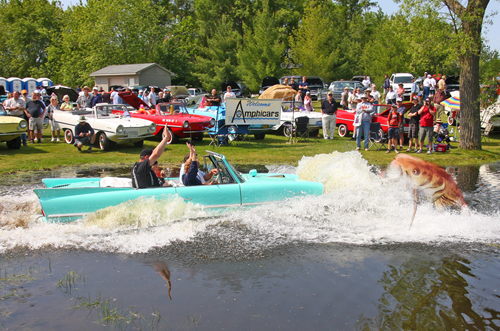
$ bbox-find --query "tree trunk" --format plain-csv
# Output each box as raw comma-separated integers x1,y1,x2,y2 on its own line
458,20,483,150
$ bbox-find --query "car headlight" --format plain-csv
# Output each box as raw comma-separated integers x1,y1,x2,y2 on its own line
116,125,124,134
150,123,156,132
19,120,27,129
183,120,189,129
209,118,215,127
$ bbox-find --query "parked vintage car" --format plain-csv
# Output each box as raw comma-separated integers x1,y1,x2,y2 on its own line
117,90,215,144
34,150,324,222
46,85,80,107
327,81,365,101
54,103,156,150
270,101,322,137
0,104,28,149
335,103,412,137
165,86,191,103
259,77,280,95
306,76,327,100
187,88,206,106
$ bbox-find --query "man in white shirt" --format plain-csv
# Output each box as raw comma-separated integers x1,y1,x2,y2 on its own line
370,85,381,113
223,86,236,102
423,74,433,100
385,86,398,105
147,86,157,108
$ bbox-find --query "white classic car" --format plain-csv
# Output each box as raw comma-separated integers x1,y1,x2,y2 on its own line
270,101,323,137
53,103,156,150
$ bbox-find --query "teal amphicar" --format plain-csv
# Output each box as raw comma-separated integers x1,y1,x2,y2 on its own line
34,151,323,222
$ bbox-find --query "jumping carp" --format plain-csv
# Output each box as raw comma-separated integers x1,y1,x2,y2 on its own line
390,154,467,227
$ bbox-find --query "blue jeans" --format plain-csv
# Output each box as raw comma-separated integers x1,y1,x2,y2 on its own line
21,133,27,145
423,86,430,100
356,121,371,149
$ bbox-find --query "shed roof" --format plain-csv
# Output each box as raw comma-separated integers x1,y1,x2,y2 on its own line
90,63,175,77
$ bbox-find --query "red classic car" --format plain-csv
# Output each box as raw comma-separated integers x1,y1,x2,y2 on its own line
336,103,412,137
117,91,215,144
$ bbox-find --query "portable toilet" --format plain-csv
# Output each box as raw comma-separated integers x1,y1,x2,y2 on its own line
0,77,7,92
22,77,37,95
7,77,22,93
36,77,53,88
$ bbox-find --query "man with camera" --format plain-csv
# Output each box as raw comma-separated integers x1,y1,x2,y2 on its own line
417,98,436,155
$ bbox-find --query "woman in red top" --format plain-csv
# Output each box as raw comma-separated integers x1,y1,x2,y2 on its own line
417,98,436,154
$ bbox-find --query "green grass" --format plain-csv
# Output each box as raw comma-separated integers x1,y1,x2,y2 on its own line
1,126,499,176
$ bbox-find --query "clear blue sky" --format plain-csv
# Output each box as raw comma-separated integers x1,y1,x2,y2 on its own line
58,0,499,52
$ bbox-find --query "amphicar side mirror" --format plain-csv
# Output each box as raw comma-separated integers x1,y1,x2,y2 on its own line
249,169,257,177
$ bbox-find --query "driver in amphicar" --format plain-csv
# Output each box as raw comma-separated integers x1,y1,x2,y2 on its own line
182,142,218,186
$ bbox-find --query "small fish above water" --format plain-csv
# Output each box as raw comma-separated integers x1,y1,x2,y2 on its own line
390,154,468,228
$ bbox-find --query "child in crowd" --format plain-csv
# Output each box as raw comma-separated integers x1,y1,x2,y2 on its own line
386,104,401,153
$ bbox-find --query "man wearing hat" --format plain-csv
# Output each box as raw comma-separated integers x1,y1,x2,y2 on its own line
131,126,171,188
406,96,421,152
321,91,338,140
91,87,102,107
355,94,374,150
77,86,92,109
341,86,350,110
74,115,96,152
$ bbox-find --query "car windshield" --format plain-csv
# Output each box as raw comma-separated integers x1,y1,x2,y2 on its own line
331,82,358,91
394,76,413,84
95,105,113,117
0,105,6,116
157,102,187,115
188,90,195,96
282,101,304,112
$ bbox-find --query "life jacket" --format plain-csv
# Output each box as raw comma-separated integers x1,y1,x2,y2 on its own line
389,112,400,127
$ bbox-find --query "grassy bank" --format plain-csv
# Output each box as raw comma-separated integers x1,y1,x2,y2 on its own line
1,130,499,176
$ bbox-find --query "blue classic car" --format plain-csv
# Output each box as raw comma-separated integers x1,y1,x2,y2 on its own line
34,151,324,222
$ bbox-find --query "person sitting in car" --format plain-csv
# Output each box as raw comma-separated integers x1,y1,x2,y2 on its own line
60,95,74,111
182,142,218,186
205,89,221,106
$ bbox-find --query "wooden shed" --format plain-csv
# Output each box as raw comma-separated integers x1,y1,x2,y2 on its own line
90,63,175,92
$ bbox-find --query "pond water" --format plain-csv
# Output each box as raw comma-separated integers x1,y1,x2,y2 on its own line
1,151,500,330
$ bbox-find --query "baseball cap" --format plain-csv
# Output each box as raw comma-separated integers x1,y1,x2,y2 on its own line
412,96,418,100
92,86,98,91
140,148,153,157
327,91,333,95
391,104,397,108
396,98,403,102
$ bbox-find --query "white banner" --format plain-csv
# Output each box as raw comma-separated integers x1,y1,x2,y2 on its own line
225,98,281,125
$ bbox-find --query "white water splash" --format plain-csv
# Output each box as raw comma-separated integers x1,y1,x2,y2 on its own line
1,151,499,254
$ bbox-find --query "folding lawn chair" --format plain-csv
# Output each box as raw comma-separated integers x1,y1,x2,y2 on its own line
368,122,387,150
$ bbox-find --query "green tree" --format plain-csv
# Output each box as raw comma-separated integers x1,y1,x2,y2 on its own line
47,0,168,86
0,0,64,78
236,3,286,92
193,16,240,91
289,2,343,82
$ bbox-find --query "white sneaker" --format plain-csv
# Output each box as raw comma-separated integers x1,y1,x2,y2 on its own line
56,138,60,142
51,137,55,142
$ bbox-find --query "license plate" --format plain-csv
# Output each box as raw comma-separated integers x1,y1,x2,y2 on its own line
128,131,138,138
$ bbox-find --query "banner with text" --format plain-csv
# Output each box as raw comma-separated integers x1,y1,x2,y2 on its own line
225,98,281,126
